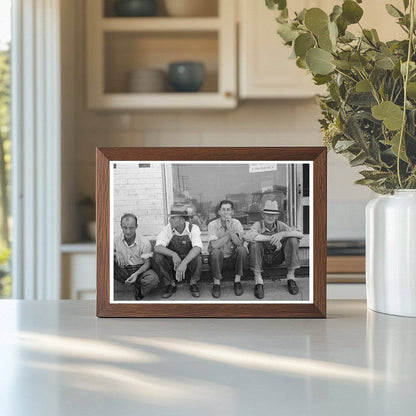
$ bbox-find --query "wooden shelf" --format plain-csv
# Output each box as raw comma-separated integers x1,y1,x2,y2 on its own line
327,256,365,274
101,17,221,32
86,0,237,109
89,92,235,110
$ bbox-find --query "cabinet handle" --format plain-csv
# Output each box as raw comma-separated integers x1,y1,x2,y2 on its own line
225,91,234,98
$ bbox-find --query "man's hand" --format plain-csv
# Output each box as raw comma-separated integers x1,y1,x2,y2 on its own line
225,218,232,230
172,253,182,270
115,251,128,267
270,232,285,248
175,261,187,282
125,272,138,285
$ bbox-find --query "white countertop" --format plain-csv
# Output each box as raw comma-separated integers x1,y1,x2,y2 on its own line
0,300,415,415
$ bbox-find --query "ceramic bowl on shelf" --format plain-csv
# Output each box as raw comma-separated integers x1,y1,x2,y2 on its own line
168,62,205,92
114,0,158,17
164,0,217,17
127,68,167,93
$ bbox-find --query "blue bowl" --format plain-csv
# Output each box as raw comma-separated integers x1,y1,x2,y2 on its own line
169,62,205,93
114,0,158,17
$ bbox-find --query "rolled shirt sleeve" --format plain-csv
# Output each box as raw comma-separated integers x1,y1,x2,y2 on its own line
141,238,153,259
190,224,203,249
207,221,219,243
244,221,262,242
155,225,171,247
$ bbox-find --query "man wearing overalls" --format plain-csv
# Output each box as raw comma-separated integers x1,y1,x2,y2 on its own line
153,204,203,299
245,200,303,299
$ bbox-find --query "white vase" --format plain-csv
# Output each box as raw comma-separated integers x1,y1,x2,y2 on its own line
366,190,416,317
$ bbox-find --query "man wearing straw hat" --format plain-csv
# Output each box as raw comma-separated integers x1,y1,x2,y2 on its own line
153,204,203,299
245,200,303,299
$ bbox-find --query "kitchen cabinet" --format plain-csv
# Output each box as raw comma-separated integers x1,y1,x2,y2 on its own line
86,0,237,109
239,0,324,99
238,0,405,99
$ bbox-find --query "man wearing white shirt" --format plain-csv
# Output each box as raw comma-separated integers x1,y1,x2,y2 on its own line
114,213,159,300
208,200,247,299
153,204,203,299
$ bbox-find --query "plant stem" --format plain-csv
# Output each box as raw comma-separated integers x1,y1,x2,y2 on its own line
397,0,415,188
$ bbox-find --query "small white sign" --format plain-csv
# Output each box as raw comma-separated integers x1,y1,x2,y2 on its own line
249,164,277,173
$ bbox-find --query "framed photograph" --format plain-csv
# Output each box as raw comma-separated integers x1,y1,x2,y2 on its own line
96,147,327,318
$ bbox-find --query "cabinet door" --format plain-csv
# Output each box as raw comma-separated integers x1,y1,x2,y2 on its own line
238,0,404,99
239,0,321,99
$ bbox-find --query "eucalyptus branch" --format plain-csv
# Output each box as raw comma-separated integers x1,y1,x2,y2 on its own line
397,0,415,187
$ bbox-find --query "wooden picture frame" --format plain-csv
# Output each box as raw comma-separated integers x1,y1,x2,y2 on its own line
96,147,327,318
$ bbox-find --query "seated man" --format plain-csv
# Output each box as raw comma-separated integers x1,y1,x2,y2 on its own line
208,200,247,299
114,213,159,300
245,200,303,299
152,204,203,299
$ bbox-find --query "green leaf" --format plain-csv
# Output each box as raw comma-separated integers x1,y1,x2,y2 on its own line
385,4,403,18
403,0,410,10
330,5,343,22
350,152,368,167
294,33,315,57
304,8,329,35
375,56,395,70
334,139,356,152
336,15,348,36
296,57,307,69
372,101,404,130
342,0,363,24
339,31,356,42
313,74,332,85
356,79,372,92
371,29,380,42
407,82,416,99
355,178,377,185
318,31,334,52
333,59,353,70
277,23,299,42
266,0,287,11
306,48,335,75
381,132,409,162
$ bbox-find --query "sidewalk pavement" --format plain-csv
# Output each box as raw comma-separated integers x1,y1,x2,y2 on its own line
114,277,310,302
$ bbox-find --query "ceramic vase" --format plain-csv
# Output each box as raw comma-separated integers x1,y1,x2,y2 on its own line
366,190,416,317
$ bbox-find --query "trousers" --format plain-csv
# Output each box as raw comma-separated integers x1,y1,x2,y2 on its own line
209,246,247,280
113,262,159,296
249,237,300,274
152,253,202,286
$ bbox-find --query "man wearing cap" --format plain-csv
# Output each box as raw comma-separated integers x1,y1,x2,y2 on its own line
114,213,159,300
245,200,303,299
208,200,247,299
153,204,203,299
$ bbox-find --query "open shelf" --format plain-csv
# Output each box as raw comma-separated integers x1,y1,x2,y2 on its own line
101,17,221,32
86,0,236,109
104,31,218,94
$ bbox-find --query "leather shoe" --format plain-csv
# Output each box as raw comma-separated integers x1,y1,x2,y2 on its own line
288,279,299,295
190,284,200,298
234,281,243,296
135,284,143,300
254,284,264,299
162,285,177,299
212,284,221,299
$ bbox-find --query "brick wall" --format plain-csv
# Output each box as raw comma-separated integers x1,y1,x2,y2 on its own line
113,163,167,238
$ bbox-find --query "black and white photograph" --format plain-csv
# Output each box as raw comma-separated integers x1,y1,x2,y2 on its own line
110,161,313,303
